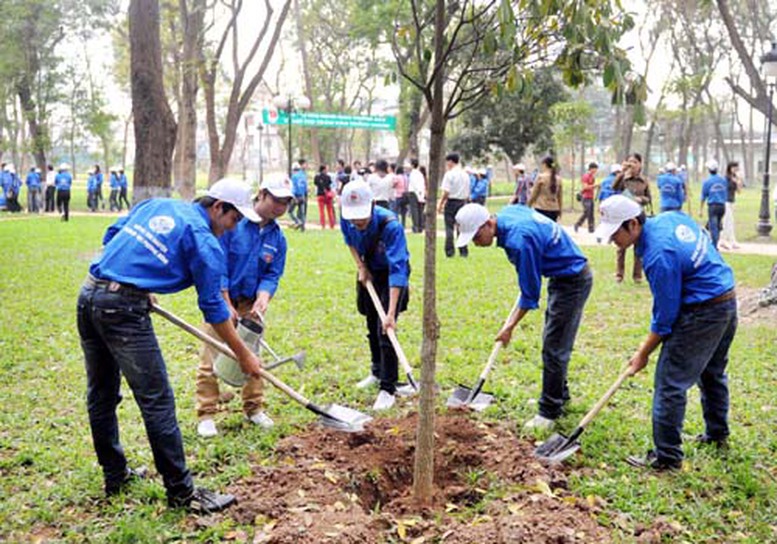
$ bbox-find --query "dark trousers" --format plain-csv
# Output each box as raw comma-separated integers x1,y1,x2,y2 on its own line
96,186,104,209
289,196,307,230
357,272,408,394
77,283,194,501
707,203,725,249
535,208,559,222
118,187,131,211
392,195,409,227
444,198,468,257
575,198,595,232
406,193,424,233
616,246,642,281
539,267,593,419
56,190,71,221
45,186,56,212
652,297,737,463
374,200,390,210
471,196,486,205
88,190,98,212
109,189,119,211
28,187,42,213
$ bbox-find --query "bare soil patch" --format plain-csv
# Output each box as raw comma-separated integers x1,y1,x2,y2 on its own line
222,413,676,543
738,287,777,326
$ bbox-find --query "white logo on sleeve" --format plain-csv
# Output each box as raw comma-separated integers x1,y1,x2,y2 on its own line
148,215,176,235
675,224,697,243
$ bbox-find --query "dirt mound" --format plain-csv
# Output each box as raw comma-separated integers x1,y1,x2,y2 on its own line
228,413,618,543
738,287,777,326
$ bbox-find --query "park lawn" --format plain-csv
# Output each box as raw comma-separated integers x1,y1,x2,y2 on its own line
0,211,776,542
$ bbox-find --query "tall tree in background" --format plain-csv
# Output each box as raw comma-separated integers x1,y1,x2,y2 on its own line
393,0,638,506
130,0,178,199
200,0,292,184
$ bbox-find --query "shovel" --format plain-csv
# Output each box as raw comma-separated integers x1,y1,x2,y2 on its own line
151,304,372,432
446,297,521,411
362,279,419,392
534,365,631,463
259,338,306,372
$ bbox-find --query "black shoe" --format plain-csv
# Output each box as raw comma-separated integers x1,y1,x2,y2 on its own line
695,433,729,450
574,224,579,233
105,466,148,497
168,487,237,514
625,450,681,471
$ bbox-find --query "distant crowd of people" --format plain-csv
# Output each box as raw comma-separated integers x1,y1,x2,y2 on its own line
0,162,131,221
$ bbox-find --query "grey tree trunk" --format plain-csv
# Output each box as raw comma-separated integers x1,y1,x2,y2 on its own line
129,0,178,201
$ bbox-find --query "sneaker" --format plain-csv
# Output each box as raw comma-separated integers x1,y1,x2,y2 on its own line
574,224,579,233
105,466,148,497
395,383,417,397
625,450,681,471
523,414,555,431
197,419,218,438
247,410,275,429
169,487,237,514
373,390,396,411
356,374,379,389
694,433,729,450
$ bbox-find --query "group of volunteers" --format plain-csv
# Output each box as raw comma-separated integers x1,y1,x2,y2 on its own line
77,147,739,516
0,161,131,220
454,152,737,471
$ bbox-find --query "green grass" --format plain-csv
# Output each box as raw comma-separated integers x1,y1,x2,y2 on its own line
1,201,776,542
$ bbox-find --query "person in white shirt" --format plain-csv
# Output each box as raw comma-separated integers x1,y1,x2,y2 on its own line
437,152,471,257
407,159,426,233
367,159,393,209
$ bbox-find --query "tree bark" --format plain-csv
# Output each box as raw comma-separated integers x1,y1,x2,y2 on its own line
130,0,178,201
412,0,445,508
294,0,320,165
16,77,47,170
174,0,204,200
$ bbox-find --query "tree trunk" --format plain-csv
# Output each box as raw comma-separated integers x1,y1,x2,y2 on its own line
122,112,133,170
294,0,320,165
174,0,204,200
16,77,47,170
130,0,178,202
412,0,445,508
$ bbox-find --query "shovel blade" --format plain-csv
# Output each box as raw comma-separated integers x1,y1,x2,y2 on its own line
317,403,373,433
446,385,494,412
534,432,581,463
292,351,306,370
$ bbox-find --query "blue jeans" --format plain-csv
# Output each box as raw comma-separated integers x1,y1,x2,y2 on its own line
707,203,725,249
77,283,193,500
539,267,593,419
652,297,737,463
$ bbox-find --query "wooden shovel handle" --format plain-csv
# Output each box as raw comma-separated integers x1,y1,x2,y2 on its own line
577,366,632,430
363,279,414,377
477,296,522,381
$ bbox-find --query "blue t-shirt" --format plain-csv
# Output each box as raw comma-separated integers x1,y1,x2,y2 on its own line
26,172,41,189
219,218,287,299
119,173,128,188
470,177,489,200
90,199,230,324
496,204,588,310
87,174,98,192
291,171,308,197
636,212,735,336
55,171,72,191
656,173,685,210
110,173,121,189
701,174,727,205
95,172,104,187
341,206,410,288
598,174,617,201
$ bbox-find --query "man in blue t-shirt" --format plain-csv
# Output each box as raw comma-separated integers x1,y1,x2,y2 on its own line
341,179,413,411
656,162,685,212
54,163,73,221
78,178,262,513
700,160,728,249
196,175,293,438
596,195,737,470
597,163,620,204
289,159,308,230
455,203,593,430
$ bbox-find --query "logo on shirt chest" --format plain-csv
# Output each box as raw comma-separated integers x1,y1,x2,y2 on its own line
148,215,176,235
675,224,697,243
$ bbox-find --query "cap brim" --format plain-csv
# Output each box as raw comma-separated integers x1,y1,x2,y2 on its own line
267,188,293,199
237,205,261,223
455,229,477,248
342,203,372,220
593,221,621,243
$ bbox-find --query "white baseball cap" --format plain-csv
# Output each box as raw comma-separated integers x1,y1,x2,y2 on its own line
455,203,491,247
341,179,373,220
260,174,293,199
609,163,622,174
59,163,70,170
513,163,526,171
594,195,642,243
706,159,719,172
665,161,676,171
207,178,260,223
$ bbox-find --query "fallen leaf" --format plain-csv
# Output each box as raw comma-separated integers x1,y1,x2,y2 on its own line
531,479,554,497
445,503,459,512
397,521,407,539
324,470,339,484
333,501,346,511
507,503,522,515
410,538,426,544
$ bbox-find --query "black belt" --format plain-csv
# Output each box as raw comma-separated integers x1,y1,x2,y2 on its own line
682,289,736,311
85,274,150,299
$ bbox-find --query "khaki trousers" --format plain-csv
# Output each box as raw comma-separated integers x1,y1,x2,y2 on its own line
195,299,263,419
616,246,642,281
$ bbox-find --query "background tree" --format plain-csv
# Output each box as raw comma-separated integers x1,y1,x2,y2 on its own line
130,0,178,199
200,0,292,184
393,0,638,506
